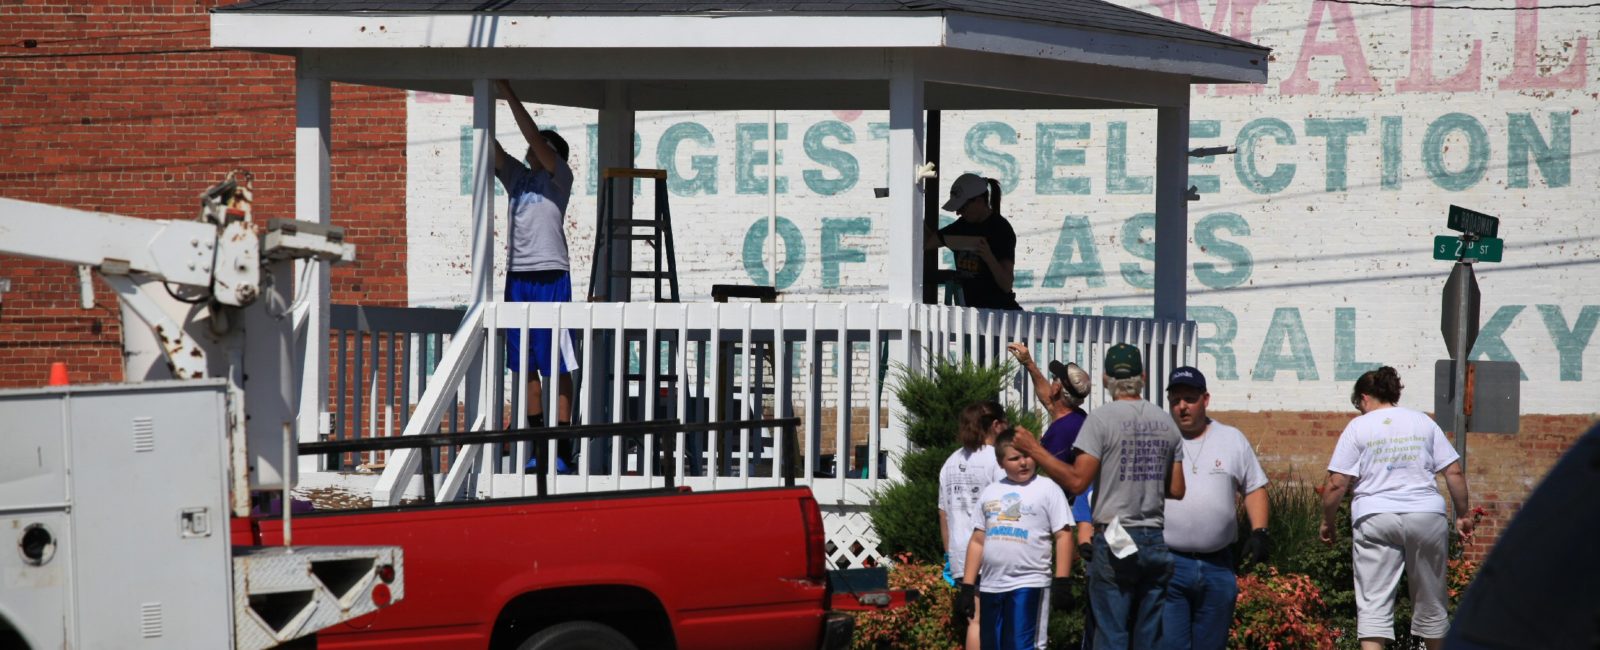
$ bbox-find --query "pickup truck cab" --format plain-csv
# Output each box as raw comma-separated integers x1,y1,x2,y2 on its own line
240,486,853,650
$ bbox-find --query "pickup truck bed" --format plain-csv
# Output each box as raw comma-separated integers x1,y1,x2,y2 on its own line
240,486,846,650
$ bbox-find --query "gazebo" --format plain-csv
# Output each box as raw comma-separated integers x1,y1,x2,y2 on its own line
212,0,1267,567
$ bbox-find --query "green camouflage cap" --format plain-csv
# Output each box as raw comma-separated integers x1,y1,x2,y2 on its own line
1104,343,1143,379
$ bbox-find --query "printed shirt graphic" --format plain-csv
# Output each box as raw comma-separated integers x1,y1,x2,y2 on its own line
969,476,1073,593
496,158,575,273
1162,421,1269,553
938,215,1017,309
939,446,1007,578
1073,400,1183,528
1327,406,1460,521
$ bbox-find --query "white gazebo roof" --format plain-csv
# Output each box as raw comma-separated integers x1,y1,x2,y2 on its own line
211,0,1268,317
211,0,1267,110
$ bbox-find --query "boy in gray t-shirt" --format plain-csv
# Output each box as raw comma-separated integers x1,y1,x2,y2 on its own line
1015,343,1185,649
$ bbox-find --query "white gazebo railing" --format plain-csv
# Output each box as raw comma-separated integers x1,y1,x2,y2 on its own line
327,302,1192,567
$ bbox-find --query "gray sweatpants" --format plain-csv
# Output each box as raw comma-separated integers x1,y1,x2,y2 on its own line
1352,512,1450,640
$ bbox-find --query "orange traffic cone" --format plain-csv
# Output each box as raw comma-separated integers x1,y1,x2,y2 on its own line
47,362,69,386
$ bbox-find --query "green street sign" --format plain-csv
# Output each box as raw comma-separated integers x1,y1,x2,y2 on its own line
1434,235,1504,263
1447,205,1500,238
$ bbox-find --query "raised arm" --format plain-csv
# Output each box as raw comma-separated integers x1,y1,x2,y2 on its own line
495,79,562,174
1006,343,1054,411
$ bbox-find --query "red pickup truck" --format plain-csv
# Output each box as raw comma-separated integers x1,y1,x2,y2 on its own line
238,486,855,650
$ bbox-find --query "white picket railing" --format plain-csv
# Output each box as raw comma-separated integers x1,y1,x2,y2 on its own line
336,301,1193,567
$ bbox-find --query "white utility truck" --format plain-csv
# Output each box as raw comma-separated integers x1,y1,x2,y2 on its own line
0,175,403,649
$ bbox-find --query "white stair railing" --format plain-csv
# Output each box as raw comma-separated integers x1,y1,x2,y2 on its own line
371,303,485,506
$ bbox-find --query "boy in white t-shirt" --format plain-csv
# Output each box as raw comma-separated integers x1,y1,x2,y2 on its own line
958,431,1076,650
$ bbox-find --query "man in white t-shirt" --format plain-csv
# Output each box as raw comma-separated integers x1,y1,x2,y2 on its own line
1159,366,1270,650
1320,366,1472,650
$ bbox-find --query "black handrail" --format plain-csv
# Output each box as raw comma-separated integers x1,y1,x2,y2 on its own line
299,417,802,501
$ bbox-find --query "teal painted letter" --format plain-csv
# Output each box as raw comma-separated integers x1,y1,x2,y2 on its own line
1234,118,1297,194
1035,123,1091,195
965,122,1021,194
1537,305,1599,381
742,216,805,289
821,217,871,289
736,123,789,194
1106,122,1153,195
1304,118,1368,192
1253,307,1319,381
1470,305,1529,380
1189,120,1222,195
1193,212,1252,290
803,121,859,196
658,122,718,196
461,125,506,196
1423,113,1489,191
1334,308,1381,380
1507,112,1571,189
1041,215,1105,288
1381,116,1403,189
1119,213,1156,290
1188,306,1239,380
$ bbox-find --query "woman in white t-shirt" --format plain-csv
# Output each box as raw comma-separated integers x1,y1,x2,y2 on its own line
939,400,1009,649
1319,366,1475,649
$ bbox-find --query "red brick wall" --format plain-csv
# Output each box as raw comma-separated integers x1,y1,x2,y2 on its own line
0,1,407,388
1212,410,1595,560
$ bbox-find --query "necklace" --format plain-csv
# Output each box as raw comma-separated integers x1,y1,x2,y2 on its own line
1185,427,1210,474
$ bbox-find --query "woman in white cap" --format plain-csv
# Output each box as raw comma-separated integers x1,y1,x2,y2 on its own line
926,173,1021,310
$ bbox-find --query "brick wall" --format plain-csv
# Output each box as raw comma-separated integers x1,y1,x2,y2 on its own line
1211,410,1595,560
0,1,407,388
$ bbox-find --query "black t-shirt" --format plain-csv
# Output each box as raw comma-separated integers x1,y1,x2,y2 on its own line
939,215,1021,310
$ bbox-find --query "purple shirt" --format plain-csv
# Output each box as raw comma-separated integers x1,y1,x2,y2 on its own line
1041,410,1087,464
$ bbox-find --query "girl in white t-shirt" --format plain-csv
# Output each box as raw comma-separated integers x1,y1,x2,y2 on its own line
1320,366,1474,647
939,401,1009,649
959,431,1075,650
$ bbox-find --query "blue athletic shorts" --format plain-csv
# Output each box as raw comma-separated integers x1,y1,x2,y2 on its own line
504,270,577,375
979,586,1049,650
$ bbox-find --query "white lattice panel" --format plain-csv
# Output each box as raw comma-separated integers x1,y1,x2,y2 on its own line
821,506,884,569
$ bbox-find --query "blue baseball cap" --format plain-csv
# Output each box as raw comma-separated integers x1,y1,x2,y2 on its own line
1167,366,1207,392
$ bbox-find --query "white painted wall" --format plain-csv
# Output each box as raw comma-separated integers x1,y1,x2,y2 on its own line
407,1,1599,415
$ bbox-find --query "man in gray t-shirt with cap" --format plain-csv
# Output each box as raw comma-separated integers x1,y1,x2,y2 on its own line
1015,342,1185,649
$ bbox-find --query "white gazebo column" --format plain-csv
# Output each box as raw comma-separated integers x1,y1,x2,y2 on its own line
1153,101,1190,322
469,78,497,304
599,81,635,302
887,54,926,303
294,67,331,473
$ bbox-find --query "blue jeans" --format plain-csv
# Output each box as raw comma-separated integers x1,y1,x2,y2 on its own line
1087,526,1174,649
978,587,1047,650
1160,549,1238,650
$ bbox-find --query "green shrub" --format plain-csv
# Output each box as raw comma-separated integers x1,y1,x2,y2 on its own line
870,463,947,562
871,356,1025,564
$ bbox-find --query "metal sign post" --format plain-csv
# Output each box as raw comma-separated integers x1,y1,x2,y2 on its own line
1442,262,1479,467
1436,205,1510,470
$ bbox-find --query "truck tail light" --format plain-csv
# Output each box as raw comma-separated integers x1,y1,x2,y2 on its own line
801,494,826,580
